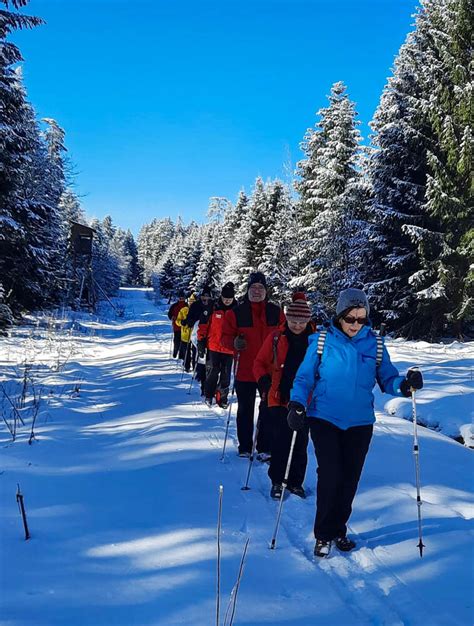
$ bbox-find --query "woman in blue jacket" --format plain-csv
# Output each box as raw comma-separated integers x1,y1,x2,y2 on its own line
287,288,423,558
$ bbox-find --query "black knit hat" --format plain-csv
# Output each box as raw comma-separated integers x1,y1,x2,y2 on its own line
201,286,212,297
247,271,267,289
221,282,235,298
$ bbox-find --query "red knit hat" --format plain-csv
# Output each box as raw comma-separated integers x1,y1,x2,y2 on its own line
286,296,311,323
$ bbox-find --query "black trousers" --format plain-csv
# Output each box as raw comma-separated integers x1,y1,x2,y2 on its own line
172,330,181,358
309,418,373,541
235,381,273,454
178,340,196,372
205,351,233,400
268,406,309,488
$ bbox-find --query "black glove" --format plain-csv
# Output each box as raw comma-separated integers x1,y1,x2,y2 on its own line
197,339,206,359
287,401,306,431
234,335,247,351
400,368,423,397
257,374,272,396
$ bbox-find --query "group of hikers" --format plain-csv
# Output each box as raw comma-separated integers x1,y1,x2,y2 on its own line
167,271,423,558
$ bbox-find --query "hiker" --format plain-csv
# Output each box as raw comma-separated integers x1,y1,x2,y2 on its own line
167,291,187,358
288,288,424,557
176,294,197,372
253,293,314,499
182,286,214,393
222,271,285,459
197,282,237,408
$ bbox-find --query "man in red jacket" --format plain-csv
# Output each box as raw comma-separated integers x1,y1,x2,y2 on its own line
222,272,285,458
197,282,237,408
167,292,187,358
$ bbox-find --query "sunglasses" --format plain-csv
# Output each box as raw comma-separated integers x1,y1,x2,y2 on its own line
342,315,368,325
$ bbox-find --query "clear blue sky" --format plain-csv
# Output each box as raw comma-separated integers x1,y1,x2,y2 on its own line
16,0,418,235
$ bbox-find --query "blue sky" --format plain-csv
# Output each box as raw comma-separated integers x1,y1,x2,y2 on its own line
16,0,418,235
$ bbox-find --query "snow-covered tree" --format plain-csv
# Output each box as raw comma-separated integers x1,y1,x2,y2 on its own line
191,222,224,296
365,0,472,337
260,181,299,303
294,82,365,313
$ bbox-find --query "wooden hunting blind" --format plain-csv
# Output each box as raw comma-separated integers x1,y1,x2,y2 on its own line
71,221,94,257
70,221,96,307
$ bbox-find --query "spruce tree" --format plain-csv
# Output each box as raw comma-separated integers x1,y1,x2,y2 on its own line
294,82,365,312
365,0,472,337
0,1,44,311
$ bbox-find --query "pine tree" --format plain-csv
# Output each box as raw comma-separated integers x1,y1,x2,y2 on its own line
90,218,122,298
365,0,472,337
364,32,430,330
260,181,299,303
192,222,223,296
137,217,175,285
158,258,177,301
0,2,44,311
294,82,365,313
413,0,473,336
123,230,141,285
222,191,250,292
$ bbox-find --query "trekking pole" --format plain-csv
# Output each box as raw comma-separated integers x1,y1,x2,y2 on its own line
16,484,30,540
180,341,191,382
220,353,240,462
216,485,223,626
223,537,250,626
411,382,425,557
187,351,200,395
270,430,297,550
241,415,261,491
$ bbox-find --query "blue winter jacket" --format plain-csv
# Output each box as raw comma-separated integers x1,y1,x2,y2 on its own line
290,322,405,430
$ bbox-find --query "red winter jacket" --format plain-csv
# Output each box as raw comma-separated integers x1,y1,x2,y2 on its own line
197,299,236,354
221,299,285,382
168,300,187,332
253,324,316,407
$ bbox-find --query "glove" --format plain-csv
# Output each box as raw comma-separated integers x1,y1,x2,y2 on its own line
287,401,306,431
234,335,247,351
181,318,189,328
257,374,272,396
400,368,423,397
197,339,206,359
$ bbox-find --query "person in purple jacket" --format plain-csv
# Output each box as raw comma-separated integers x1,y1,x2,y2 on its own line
287,288,423,558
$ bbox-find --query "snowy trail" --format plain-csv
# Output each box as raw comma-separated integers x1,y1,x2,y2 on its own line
1,288,473,626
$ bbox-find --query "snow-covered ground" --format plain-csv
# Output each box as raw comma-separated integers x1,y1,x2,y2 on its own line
1,288,473,626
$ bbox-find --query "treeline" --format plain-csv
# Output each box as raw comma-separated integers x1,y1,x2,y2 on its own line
0,1,141,318
139,0,472,339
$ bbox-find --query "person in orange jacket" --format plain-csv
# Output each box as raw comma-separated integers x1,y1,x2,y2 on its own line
197,282,237,408
253,293,314,498
221,271,285,458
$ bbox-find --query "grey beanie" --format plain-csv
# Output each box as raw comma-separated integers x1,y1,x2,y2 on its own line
336,288,370,316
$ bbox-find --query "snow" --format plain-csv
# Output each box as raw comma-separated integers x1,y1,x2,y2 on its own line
1,288,473,626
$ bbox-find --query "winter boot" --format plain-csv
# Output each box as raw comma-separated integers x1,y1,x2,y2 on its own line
287,485,306,499
204,397,213,407
335,536,356,552
256,452,271,463
314,539,331,558
217,393,228,409
238,451,251,459
270,483,283,500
